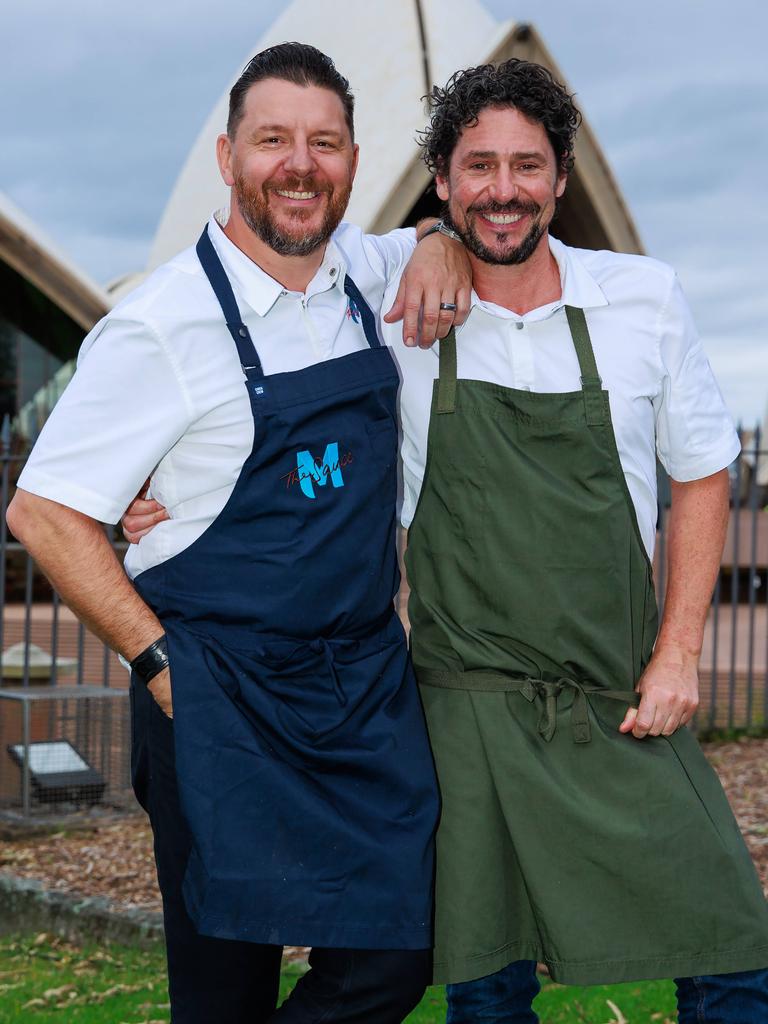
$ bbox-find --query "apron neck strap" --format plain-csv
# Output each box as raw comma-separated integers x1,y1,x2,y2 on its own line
436,328,458,414
196,227,265,378
564,305,605,427
342,276,382,350
436,307,605,425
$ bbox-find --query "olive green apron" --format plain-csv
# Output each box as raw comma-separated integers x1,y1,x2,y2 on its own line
405,306,768,987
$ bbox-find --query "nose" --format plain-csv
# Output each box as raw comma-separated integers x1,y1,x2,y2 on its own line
283,137,316,179
488,167,519,205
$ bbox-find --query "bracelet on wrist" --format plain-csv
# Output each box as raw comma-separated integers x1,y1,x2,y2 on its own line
130,635,169,687
420,219,463,244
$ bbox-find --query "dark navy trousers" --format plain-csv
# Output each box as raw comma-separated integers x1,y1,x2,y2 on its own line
132,680,430,1023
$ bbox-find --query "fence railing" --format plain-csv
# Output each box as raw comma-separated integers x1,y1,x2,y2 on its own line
0,417,127,694
2,418,767,736
657,426,767,733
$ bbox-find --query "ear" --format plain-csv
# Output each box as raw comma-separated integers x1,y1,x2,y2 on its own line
435,170,449,202
555,170,567,200
217,133,235,187
350,142,360,185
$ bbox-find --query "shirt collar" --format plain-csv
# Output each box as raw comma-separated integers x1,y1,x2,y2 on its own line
468,234,608,323
550,235,608,312
206,209,346,317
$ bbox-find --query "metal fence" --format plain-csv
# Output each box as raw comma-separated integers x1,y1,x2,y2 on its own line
656,426,767,734
1,418,766,746
0,686,131,821
0,417,133,821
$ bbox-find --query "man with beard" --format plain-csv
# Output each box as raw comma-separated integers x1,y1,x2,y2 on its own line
7,43,471,1024
395,59,768,1022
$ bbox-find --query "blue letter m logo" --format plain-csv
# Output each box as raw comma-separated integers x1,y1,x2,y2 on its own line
296,442,345,500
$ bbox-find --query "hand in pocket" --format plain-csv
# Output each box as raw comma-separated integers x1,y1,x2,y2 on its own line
148,665,173,719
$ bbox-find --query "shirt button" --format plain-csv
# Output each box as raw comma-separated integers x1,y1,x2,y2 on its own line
515,321,525,330
280,290,287,297
329,267,337,277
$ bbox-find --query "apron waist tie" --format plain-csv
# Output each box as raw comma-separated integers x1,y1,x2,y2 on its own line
415,667,639,744
309,637,348,707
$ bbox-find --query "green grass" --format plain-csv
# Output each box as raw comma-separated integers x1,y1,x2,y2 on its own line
0,934,677,1023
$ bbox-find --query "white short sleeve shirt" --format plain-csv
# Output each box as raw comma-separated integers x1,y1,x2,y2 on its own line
390,236,740,558
17,214,417,579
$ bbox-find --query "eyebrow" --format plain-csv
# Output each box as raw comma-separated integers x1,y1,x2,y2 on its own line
463,149,548,161
251,124,345,139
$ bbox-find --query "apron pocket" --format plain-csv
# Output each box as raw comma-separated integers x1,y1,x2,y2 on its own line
444,454,487,543
200,638,360,759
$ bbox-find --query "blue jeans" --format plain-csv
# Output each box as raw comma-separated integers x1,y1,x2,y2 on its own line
446,962,768,1023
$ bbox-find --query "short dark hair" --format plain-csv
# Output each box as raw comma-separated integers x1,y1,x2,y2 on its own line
227,42,355,141
420,58,581,176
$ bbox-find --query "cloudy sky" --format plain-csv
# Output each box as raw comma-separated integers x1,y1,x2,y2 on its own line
1,0,766,421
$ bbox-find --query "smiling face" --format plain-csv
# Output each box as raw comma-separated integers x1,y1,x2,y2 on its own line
435,106,567,266
217,77,359,257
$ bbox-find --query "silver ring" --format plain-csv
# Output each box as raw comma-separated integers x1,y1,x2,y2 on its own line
439,302,458,312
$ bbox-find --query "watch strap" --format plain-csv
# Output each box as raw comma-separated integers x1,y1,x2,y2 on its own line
421,219,463,244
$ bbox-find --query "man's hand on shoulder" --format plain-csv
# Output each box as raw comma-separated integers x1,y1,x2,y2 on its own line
383,219,471,349
619,644,699,739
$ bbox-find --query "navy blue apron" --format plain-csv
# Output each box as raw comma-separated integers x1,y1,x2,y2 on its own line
131,227,438,951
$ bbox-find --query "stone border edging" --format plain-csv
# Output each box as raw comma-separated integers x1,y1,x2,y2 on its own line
0,873,163,948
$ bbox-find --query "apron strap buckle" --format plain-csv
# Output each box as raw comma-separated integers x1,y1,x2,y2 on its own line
579,376,605,428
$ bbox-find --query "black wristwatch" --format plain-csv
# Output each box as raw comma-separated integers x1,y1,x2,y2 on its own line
420,219,463,244
130,635,169,686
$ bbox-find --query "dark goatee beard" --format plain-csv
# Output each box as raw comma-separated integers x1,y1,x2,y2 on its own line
446,200,546,266
234,173,351,257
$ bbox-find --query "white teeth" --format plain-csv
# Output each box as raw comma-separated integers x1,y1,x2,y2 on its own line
485,213,523,225
275,190,319,200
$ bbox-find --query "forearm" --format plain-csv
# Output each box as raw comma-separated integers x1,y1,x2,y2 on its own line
7,490,163,661
656,469,730,660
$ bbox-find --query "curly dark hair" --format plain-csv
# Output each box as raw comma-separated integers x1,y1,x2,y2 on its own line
420,58,581,176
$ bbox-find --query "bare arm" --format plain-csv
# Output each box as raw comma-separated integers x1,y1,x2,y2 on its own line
7,489,172,714
383,218,472,348
620,468,730,738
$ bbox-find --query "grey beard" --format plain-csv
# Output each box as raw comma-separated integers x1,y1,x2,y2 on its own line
234,176,350,258
237,199,333,257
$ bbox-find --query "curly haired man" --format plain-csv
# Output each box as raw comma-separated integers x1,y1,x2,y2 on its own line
397,58,768,1023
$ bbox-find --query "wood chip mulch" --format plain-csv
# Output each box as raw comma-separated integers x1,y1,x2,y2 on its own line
703,737,768,894
0,738,765,918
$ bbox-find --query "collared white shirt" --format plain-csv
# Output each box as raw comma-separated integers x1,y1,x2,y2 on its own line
390,236,740,558
18,213,416,579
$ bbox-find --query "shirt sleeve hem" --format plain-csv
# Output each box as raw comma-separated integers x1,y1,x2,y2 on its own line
661,433,741,483
362,227,418,286
15,469,126,525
